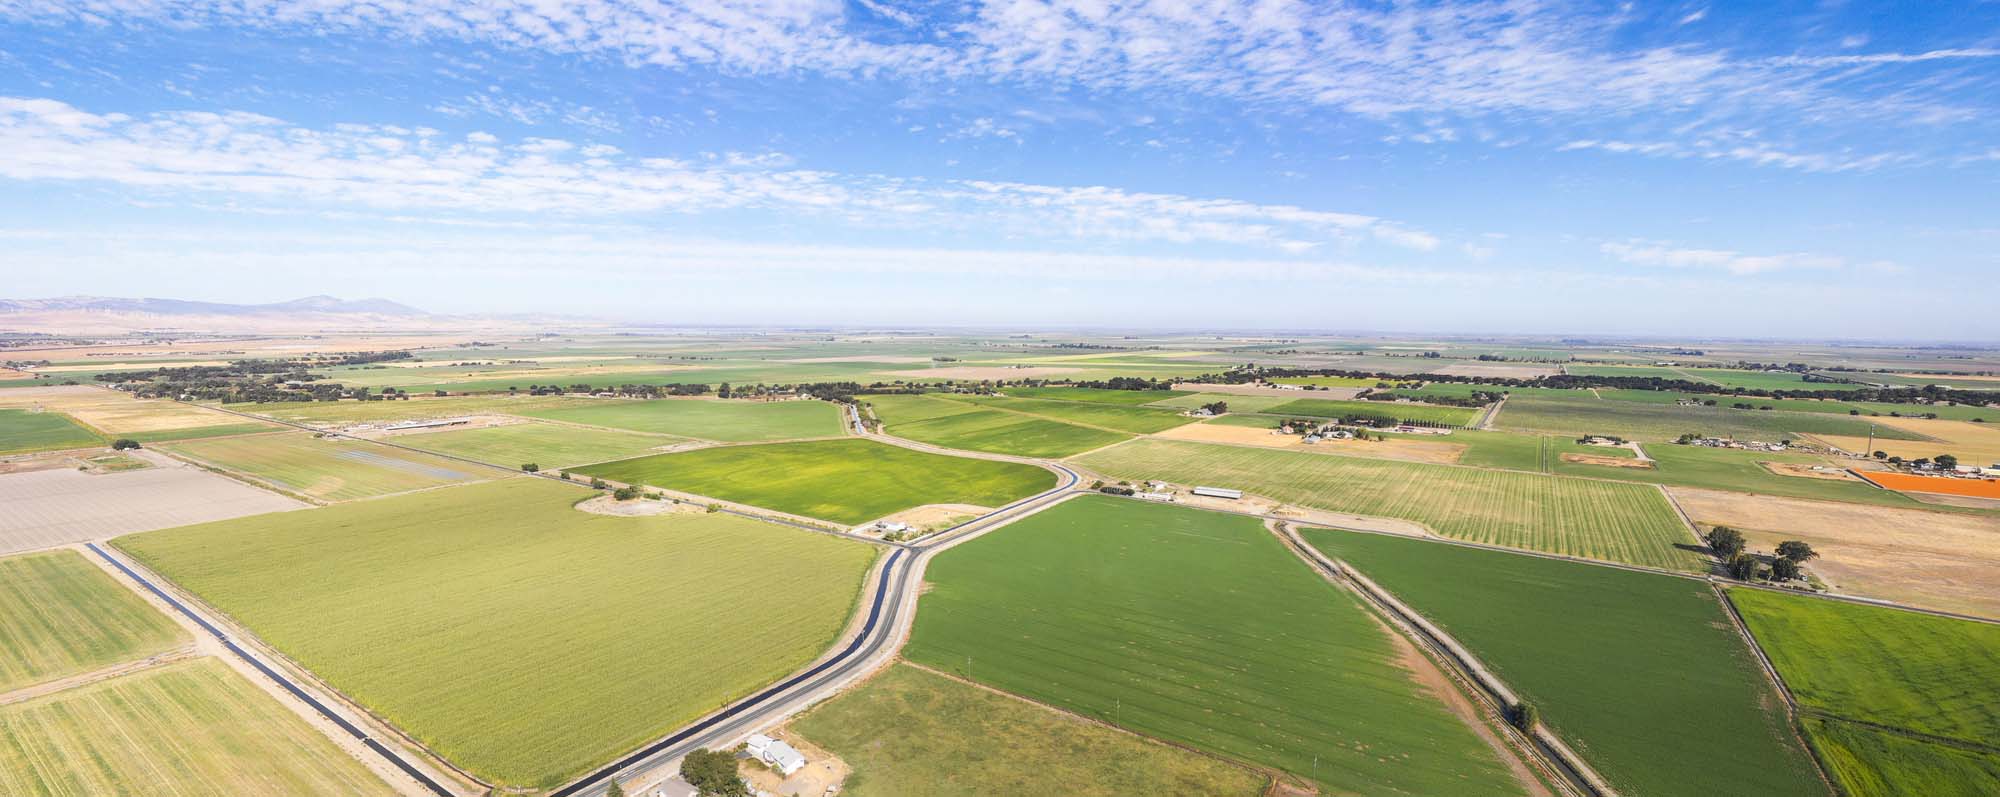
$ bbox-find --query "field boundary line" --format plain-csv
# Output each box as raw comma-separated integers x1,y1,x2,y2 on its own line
894,659,1290,793
1654,483,1707,546
84,542,467,797
1271,521,1606,797
0,644,200,707
1711,584,1842,796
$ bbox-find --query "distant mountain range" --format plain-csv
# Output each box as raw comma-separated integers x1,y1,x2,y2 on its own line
0,295,462,335
0,295,430,318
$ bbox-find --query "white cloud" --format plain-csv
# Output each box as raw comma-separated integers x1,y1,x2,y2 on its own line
0,96,1442,255
1559,138,1915,173
1601,241,1860,276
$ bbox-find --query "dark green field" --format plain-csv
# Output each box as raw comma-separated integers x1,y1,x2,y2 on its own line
1498,393,1925,442
0,408,100,454
907,496,1534,796
577,438,1055,523
1308,529,1826,797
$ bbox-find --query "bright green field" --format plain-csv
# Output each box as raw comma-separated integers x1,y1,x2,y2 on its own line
163,432,487,501
519,398,843,442
1262,398,1481,427
114,479,876,789
1076,439,1703,571
792,664,1269,797
894,409,1129,458
1803,717,2000,797
0,658,396,796
577,438,1055,524
907,497,1531,796
1498,393,1926,442
0,550,188,692
0,409,99,454
959,395,1197,433
1728,589,2000,747
1309,529,1826,797
397,421,675,468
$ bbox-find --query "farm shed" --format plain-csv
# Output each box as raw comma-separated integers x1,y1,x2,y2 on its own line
1191,486,1242,500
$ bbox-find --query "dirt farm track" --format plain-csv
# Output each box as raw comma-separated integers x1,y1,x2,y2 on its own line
0,451,304,555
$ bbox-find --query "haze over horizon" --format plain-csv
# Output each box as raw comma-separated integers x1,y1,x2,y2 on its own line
3,1,1995,336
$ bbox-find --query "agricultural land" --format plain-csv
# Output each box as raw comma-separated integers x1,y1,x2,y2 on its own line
0,549,187,692
519,397,847,442
161,432,487,502
1308,529,1827,797
906,496,1538,796
113,478,878,788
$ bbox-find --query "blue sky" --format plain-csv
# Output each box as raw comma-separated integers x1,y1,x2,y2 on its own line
1,1,1995,338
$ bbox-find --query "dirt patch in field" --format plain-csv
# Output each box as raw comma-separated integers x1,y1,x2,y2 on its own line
1907,492,2000,510
0,454,83,475
743,730,851,797
1760,462,1860,482
861,503,986,533
0,451,304,555
1808,417,2000,465
880,365,1081,380
573,494,700,516
1153,422,1303,448
1669,486,2000,618
1559,452,1655,469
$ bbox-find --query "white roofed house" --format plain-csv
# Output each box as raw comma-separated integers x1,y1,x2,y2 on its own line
744,733,808,776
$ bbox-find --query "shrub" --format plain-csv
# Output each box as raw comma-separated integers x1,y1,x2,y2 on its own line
1508,701,1538,732
613,485,641,501
521,463,540,473
110,438,142,450
589,477,609,490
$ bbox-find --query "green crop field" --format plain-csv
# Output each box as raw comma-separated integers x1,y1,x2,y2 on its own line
959,395,1196,433
864,394,986,424
0,658,396,796
1263,398,1481,427
1309,530,1826,797
577,438,1054,524
792,664,1269,797
889,408,1128,458
1075,439,1703,571
1269,375,1380,387
122,422,284,444
1498,393,1927,442
1803,717,2000,797
1144,391,1295,413
0,409,99,454
519,398,843,441
244,394,596,424
114,479,877,788
907,496,1532,795
0,550,188,692
997,386,1176,404
1728,589,2000,747
1549,442,1973,512
397,421,675,468
163,432,487,501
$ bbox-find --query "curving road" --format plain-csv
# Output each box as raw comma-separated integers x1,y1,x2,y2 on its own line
547,432,1081,797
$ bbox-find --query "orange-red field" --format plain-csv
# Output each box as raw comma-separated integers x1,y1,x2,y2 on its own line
1855,470,2000,499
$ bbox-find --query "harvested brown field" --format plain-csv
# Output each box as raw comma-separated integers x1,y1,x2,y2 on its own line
1151,422,1469,464
781,355,934,364
0,386,275,437
1855,470,2000,500
882,365,1081,380
1808,417,2000,465
0,451,304,555
1559,452,1655,469
1669,486,2000,618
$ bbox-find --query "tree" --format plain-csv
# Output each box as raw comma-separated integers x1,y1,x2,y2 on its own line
1704,526,1746,559
521,463,540,473
1873,450,1887,459
1936,454,1959,470
589,477,610,490
1775,540,1820,563
1508,701,1538,732
1769,557,1801,581
680,748,748,797
606,780,625,797
110,438,141,450
1727,553,1761,581
613,485,642,501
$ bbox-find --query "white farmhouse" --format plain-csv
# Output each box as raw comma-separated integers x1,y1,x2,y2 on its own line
745,734,807,776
